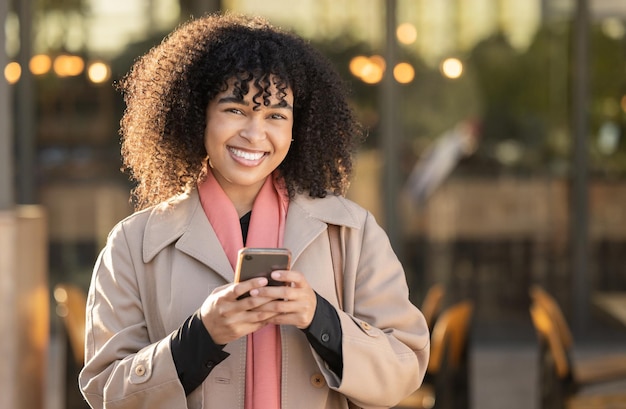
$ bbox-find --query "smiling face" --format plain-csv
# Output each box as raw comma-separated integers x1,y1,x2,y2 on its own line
204,77,294,205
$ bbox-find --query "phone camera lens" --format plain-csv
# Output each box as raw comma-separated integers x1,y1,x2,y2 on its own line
244,255,253,261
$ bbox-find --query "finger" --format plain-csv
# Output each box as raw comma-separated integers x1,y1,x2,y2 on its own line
262,300,316,329
253,288,314,314
269,270,306,286
253,297,292,312
234,277,269,300
252,283,297,302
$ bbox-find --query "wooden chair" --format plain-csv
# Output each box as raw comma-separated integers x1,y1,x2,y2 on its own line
530,286,626,388
529,298,626,409
395,300,474,409
54,283,90,409
421,283,445,331
529,286,573,351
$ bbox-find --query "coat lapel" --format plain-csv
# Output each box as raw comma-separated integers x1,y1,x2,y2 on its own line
142,189,234,283
142,189,361,282
284,193,360,265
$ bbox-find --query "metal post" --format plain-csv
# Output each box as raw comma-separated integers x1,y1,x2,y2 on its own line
381,0,402,259
16,0,36,204
0,0,14,210
571,0,589,334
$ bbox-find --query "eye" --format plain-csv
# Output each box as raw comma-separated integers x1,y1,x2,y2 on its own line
226,108,244,115
270,113,287,120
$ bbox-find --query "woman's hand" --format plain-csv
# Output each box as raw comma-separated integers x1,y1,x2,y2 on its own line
249,270,318,330
199,277,283,345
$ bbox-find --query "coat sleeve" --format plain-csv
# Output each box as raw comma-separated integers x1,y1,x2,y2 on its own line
322,210,430,408
79,222,188,409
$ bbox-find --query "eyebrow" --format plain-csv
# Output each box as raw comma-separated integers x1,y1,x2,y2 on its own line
217,96,293,111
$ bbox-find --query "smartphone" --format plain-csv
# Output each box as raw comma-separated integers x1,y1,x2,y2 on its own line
234,248,291,298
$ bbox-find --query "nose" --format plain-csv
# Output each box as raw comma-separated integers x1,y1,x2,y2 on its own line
239,116,266,143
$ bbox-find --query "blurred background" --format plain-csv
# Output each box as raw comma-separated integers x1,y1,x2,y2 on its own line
2,0,626,408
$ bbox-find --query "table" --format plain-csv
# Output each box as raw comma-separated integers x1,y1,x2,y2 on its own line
592,292,626,329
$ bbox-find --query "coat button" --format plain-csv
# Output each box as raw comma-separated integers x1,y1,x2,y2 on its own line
135,364,146,377
321,333,330,343
361,321,371,330
310,373,326,388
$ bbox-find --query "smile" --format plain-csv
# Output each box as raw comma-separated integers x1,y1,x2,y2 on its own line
228,147,266,161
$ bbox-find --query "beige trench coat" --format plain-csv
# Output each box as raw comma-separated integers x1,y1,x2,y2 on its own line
79,189,430,409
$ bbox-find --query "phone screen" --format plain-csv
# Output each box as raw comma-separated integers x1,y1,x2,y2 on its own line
234,248,291,287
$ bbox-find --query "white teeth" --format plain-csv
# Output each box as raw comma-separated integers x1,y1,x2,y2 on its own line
229,147,264,161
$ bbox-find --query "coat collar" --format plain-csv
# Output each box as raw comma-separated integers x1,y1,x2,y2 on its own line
142,188,360,281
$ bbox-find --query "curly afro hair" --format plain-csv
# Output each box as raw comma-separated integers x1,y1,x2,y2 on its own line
118,13,363,210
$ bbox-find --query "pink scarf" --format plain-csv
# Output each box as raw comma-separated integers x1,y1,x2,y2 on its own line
198,169,289,409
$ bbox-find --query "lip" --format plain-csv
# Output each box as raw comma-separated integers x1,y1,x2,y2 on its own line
228,146,268,165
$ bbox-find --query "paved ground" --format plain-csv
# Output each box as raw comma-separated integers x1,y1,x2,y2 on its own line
471,343,537,409
471,342,626,409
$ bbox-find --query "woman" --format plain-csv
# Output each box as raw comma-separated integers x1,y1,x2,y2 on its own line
79,13,429,409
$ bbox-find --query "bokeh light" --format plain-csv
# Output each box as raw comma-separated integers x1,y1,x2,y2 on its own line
393,62,415,84
440,57,463,79
597,121,620,155
4,62,21,84
369,55,386,72
87,61,111,84
349,55,385,84
30,54,52,75
349,56,370,78
601,17,625,40
53,55,85,77
397,23,417,45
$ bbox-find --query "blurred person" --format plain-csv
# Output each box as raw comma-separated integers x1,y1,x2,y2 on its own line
405,119,481,206
79,13,429,409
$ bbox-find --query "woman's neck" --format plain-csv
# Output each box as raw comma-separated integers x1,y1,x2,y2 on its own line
219,180,266,218
206,168,271,217
232,199,254,218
